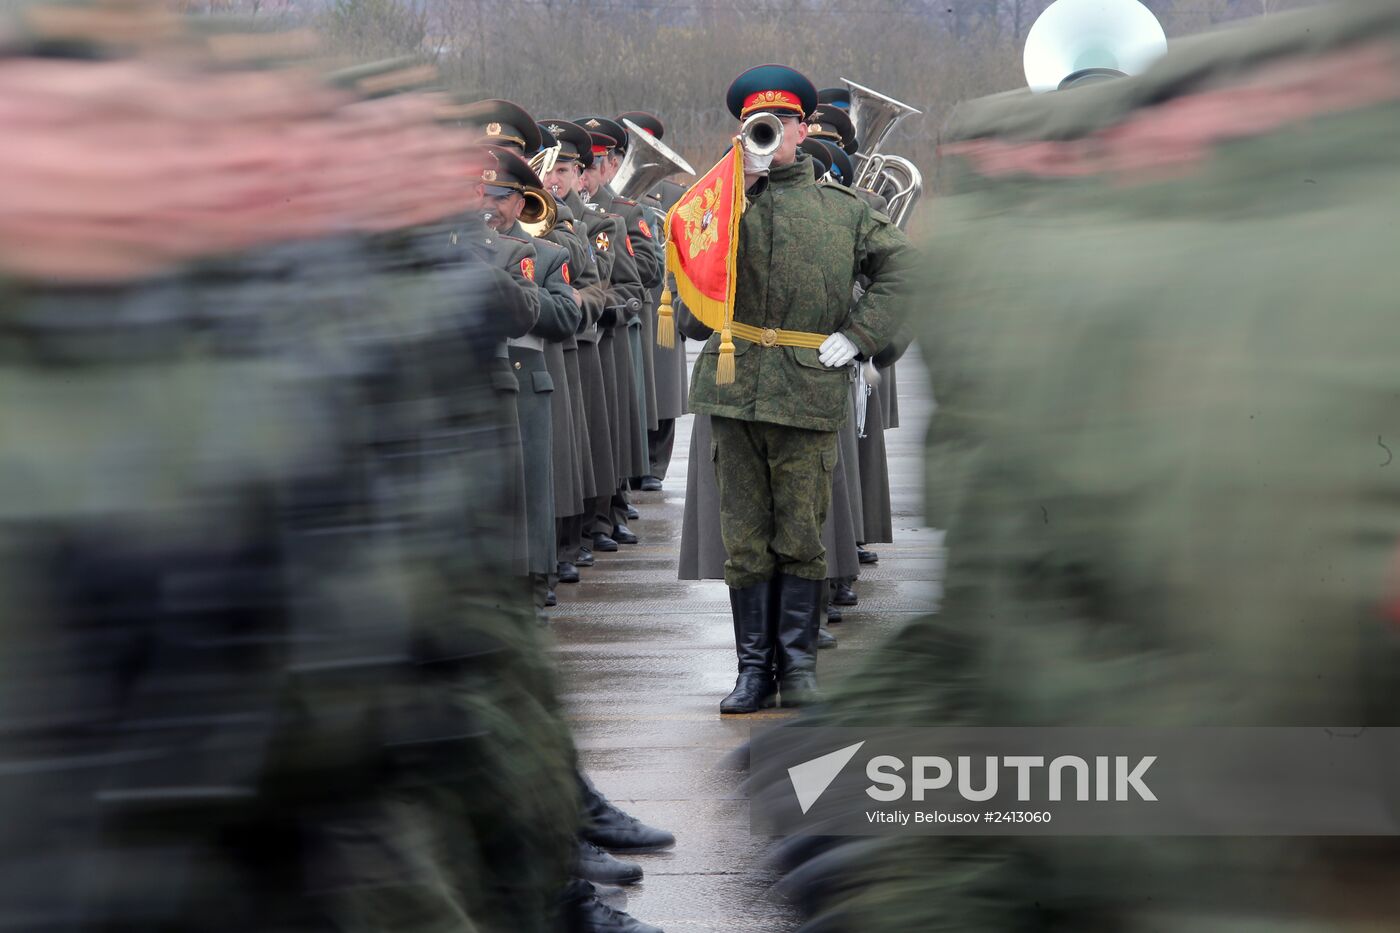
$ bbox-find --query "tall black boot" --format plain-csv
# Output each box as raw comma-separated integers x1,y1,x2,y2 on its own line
774,574,824,706
719,580,777,714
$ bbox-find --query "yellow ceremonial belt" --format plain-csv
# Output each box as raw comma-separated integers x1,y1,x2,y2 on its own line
727,321,828,350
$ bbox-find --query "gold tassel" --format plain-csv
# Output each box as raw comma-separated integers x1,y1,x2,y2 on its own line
656,286,675,349
716,323,736,385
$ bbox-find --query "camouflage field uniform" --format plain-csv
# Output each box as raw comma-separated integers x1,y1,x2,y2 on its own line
688,153,911,587
777,1,1400,928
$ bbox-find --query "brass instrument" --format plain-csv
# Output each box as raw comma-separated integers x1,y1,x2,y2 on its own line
519,185,557,238
611,118,696,201
738,111,783,160
529,143,561,178
841,78,924,229
1023,0,1167,92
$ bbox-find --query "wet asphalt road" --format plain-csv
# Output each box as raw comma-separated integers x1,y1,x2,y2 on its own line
550,348,942,932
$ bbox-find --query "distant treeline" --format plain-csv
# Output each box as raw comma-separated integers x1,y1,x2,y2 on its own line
183,0,1328,183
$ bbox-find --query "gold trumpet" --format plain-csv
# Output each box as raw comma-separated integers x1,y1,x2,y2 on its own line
519,184,557,238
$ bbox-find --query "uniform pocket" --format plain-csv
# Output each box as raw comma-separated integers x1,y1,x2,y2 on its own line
820,441,838,473
531,370,554,393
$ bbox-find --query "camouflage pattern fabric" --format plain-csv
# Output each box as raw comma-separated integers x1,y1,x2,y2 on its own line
0,12,576,930
774,2,1400,930
689,154,912,433
710,416,838,588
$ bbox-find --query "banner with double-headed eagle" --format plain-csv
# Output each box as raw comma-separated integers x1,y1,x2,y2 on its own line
664,138,746,384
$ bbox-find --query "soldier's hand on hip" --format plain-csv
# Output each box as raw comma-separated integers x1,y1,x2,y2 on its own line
818,332,859,368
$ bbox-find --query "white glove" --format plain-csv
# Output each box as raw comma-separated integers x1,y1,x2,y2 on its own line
743,147,773,176
818,332,859,368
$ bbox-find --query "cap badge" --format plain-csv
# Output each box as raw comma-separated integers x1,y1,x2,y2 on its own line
585,118,601,128
487,122,503,136
483,169,497,182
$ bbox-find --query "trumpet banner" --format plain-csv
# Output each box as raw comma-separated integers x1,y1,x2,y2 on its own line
665,139,745,384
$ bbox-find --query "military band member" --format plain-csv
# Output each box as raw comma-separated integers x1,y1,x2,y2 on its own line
580,117,661,503
545,121,622,562
619,110,690,491
538,121,609,584
689,64,912,713
578,123,648,547
478,147,561,608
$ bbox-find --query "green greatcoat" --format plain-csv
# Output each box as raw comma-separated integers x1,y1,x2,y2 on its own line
688,153,912,434
776,2,1400,930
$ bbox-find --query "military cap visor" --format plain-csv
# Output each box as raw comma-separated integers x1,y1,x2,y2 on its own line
727,64,818,120
479,145,542,192
617,110,665,139
539,119,595,168
461,99,542,154
808,104,857,153
800,139,833,177
577,115,627,154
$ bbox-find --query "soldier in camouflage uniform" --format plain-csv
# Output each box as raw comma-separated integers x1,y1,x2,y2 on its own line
775,1,1400,929
689,64,912,713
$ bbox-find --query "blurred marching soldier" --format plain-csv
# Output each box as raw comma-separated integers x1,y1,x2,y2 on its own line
775,2,1400,930
578,123,649,548
620,110,690,491
0,22,591,929
680,64,912,713
580,117,663,506
537,121,608,585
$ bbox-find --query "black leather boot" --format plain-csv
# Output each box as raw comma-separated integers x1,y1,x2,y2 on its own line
719,580,777,714
578,771,676,852
775,574,823,706
575,838,643,885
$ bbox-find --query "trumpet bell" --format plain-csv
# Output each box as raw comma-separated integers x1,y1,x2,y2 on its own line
611,118,697,201
739,112,783,159
840,78,920,157
519,185,557,238
1023,0,1167,93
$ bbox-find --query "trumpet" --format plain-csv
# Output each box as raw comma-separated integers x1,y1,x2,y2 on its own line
519,185,557,238
739,111,783,159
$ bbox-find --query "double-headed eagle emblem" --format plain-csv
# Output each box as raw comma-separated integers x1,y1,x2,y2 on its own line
673,179,723,259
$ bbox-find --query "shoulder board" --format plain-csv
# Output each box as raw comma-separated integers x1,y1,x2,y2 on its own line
818,181,864,201
498,233,530,244
615,196,638,206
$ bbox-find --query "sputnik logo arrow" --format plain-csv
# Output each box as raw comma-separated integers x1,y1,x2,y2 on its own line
788,741,865,814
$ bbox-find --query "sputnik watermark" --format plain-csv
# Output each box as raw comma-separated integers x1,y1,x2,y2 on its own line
752,727,1400,836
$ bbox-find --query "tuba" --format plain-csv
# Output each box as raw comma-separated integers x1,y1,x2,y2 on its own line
611,118,697,201
1023,0,1167,92
841,78,924,229
519,184,557,238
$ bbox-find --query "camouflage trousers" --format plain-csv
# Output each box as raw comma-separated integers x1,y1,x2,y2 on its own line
710,416,838,588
